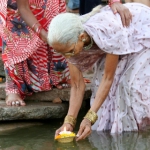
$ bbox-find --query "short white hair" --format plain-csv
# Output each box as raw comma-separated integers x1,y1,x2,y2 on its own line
48,13,84,46
47,5,102,46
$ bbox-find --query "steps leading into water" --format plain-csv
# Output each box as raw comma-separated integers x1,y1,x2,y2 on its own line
0,100,69,121
0,72,92,120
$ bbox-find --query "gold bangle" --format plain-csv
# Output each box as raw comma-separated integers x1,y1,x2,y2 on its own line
64,115,76,128
84,110,98,125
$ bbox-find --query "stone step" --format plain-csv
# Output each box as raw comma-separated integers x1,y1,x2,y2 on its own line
0,82,92,101
0,70,93,121
0,100,68,121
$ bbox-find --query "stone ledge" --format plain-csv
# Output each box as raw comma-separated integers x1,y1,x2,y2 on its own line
0,83,5,100
0,101,68,120
0,82,92,101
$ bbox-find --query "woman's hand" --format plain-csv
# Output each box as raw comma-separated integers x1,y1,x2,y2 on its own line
16,0,48,43
110,2,132,27
55,123,73,137
76,118,92,141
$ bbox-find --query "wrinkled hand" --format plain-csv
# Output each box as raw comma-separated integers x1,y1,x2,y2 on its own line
55,123,73,137
76,118,92,141
110,2,132,27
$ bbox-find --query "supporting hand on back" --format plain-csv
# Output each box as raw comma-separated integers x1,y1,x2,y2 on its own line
110,2,132,27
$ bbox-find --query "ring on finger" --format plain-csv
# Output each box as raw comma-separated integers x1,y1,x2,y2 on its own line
12,101,15,105
16,101,20,105
62,84,66,87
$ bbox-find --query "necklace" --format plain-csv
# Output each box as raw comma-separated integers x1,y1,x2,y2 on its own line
83,36,93,50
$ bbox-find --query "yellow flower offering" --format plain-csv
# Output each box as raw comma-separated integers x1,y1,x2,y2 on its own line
55,127,76,143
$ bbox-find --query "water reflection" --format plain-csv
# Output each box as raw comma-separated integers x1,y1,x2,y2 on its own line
0,121,150,150
89,130,150,150
53,139,96,150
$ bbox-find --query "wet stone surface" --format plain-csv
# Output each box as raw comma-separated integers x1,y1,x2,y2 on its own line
0,101,69,120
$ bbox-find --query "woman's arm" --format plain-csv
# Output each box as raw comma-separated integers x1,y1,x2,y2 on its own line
76,54,119,141
90,54,119,112
67,63,86,118
16,0,47,42
55,63,86,136
67,64,85,118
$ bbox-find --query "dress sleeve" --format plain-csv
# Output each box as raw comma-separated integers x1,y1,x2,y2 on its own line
84,9,134,55
0,0,7,25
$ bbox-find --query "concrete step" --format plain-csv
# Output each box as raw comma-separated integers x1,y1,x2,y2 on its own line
0,82,92,101
0,70,93,121
0,69,93,101
0,100,68,121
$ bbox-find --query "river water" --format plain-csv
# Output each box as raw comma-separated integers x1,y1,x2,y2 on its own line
0,117,150,150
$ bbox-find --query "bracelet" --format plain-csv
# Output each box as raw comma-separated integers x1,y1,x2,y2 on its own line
84,110,98,125
108,0,121,6
36,25,43,37
32,22,39,30
64,115,77,128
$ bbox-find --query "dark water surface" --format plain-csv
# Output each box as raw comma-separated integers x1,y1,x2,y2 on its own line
0,118,150,150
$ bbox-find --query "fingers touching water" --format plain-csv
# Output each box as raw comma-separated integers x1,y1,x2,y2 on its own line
76,118,92,141
55,120,91,141
55,123,73,137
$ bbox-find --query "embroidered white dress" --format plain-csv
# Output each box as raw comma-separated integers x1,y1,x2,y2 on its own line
69,3,150,133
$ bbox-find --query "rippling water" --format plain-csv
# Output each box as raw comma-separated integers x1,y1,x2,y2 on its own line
0,118,150,150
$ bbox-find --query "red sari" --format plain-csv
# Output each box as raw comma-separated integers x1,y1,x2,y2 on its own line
0,0,69,98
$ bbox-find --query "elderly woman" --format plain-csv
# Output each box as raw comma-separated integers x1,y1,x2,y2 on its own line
48,3,150,140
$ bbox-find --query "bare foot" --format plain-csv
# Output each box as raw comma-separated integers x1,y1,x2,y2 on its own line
55,80,71,89
56,83,71,89
5,93,26,106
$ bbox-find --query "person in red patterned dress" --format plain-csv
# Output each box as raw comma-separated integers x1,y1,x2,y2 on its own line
0,0,132,107
0,0,70,106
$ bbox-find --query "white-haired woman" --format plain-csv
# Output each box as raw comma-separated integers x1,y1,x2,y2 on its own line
48,3,150,141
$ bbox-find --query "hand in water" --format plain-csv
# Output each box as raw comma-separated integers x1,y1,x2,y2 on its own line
55,123,73,137
110,2,132,27
76,118,92,141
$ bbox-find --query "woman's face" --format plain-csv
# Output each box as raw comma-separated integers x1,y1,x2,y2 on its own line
52,39,84,58
52,32,88,58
